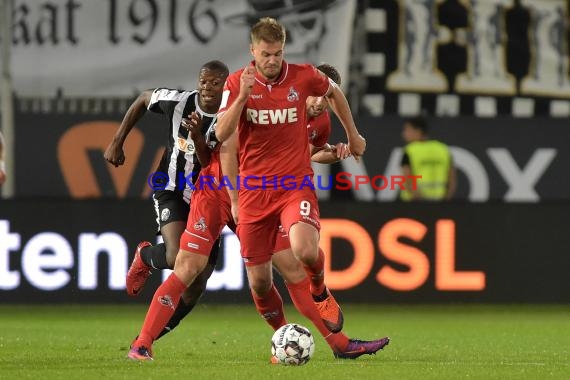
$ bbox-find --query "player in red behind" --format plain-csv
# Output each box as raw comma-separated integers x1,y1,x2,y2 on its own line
306,63,351,164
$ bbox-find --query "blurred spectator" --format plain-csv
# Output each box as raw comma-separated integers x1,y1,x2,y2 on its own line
0,130,6,186
400,116,456,201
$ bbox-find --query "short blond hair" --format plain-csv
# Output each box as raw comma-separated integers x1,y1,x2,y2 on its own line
250,17,286,45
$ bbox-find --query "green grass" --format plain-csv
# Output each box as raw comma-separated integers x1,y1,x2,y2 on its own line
0,304,568,379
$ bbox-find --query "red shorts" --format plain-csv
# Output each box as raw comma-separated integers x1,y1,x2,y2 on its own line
237,188,320,266
272,225,291,253
180,185,236,256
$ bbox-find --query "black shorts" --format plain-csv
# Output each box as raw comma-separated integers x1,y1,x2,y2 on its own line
152,190,189,232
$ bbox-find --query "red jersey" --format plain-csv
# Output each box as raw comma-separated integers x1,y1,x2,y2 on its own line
219,61,330,188
199,148,223,184
198,128,225,188
307,110,331,148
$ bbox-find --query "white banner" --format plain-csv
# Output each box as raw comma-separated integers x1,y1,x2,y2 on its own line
2,0,355,97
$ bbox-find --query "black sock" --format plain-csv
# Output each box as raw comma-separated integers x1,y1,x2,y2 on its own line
155,298,199,340
140,243,169,269
312,288,329,302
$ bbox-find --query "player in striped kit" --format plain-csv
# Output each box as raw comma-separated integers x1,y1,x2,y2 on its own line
104,60,229,338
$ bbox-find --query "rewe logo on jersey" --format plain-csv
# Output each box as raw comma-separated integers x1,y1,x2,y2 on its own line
246,107,298,125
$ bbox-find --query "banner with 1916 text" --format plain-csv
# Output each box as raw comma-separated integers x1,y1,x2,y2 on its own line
2,0,355,97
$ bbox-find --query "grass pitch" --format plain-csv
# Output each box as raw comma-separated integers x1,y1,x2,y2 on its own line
0,304,568,379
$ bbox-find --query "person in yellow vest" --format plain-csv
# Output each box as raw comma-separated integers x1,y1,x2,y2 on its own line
400,116,456,201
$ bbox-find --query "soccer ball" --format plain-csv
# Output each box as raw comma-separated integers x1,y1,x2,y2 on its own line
271,323,315,366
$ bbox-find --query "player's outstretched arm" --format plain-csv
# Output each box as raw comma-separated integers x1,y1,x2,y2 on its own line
104,89,153,167
215,65,255,143
310,142,351,164
325,85,366,161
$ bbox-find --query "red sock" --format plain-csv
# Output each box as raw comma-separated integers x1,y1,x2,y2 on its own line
303,248,326,296
286,277,349,352
251,284,287,330
137,273,186,347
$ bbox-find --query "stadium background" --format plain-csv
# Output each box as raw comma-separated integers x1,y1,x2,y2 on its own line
1,0,569,306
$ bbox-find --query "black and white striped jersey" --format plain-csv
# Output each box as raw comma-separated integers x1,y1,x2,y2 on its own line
148,88,218,204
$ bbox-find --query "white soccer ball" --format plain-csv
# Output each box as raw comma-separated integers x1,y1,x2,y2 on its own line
271,323,315,366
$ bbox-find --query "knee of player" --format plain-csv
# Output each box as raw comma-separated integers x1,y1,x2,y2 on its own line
174,252,208,279
249,278,273,297
291,244,319,265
